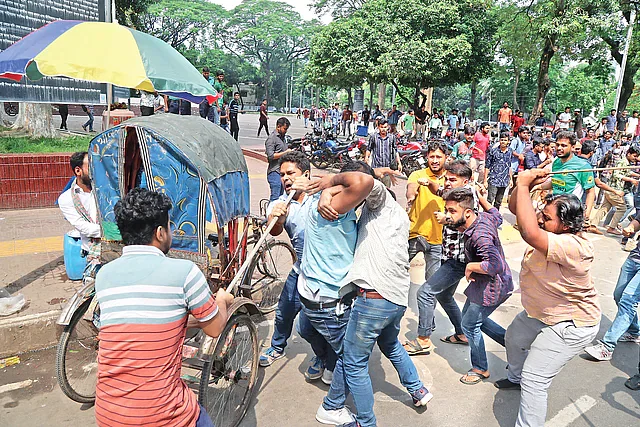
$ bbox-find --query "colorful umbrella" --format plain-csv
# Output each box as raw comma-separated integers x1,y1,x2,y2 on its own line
0,20,220,104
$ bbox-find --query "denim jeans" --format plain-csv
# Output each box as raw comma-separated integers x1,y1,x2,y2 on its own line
416,259,465,337
83,112,94,131
343,296,424,427
301,304,351,411
602,257,640,350
461,300,506,372
270,270,337,371
487,184,508,209
211,105,220,124
267,171,283,201
196,403,215,427
408,236,442,283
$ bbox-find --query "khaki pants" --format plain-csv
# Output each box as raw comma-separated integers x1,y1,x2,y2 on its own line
590,191,627,229
470,158,486,183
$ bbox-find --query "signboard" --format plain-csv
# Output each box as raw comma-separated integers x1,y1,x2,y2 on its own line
353,89,364,112
0,0,107,104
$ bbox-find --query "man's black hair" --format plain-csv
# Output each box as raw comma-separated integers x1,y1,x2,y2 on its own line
234,91,240,96
611,109,617,113
114,188,173,246
628,144,640,156
519,126,531,134
499,131,510,139
202,66,210,73
464,125,475,135
580,140,596,156
445,160,472,180
340,160,376,178
442,187,475,211
280,151,310,173
556,130,576,145
427,141,450,156
276,117,291,128
544,193,584,234
532,137,544,148
481,121,489,128
378,117,388,126
70,152,87,172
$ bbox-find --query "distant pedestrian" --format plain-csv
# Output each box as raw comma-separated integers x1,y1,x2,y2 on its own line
199,67,216,123
484,132,513,209
140,90,155,117
341,105,352,137
303,107,310,128
264,117,291,201
498,102,512,132
387,105,402,134
58,104,68,130
81,105,95,132
229,92,241,141
213,70,225,125
258,99,269,137
362,105,371,128
219,101,229,133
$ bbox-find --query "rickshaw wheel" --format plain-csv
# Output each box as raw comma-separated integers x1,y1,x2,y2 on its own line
243,240,295,314
199,313,258,427
55,298,99,403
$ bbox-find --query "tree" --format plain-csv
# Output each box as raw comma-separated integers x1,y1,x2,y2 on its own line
115,0,158,28
307,0,496,112
12,104,56,138
138,0,225,50
310,0,367,18
223,0,317,102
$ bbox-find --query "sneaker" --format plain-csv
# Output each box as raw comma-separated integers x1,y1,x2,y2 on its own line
494,378,521,390
82,125,87,131
316,405,355,425
321,369,333,385
337,422,361,427
304,356,325,381
410,386,433,407
584,342,613,361
259,347,285,367
619,332,640,343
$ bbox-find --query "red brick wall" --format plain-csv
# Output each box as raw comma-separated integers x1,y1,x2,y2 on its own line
0,153,71,209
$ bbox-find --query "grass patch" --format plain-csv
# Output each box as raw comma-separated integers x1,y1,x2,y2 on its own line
0,135,93,153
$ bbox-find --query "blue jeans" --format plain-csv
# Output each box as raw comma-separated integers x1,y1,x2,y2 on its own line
196,403,215,427
343,296,424,427
603,257,640,350
267,171,283,201
461,300,506,372
271,270,337,370
301,304,351,411
408,236,442,283
83,113,94,131
417,259,465,337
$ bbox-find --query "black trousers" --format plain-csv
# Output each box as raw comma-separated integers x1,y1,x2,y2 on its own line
59,105,68,129
258,121,269,137
140,106,154,116
230,116,239,141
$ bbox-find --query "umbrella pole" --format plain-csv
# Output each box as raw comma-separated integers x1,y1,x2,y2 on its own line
106,83,112,130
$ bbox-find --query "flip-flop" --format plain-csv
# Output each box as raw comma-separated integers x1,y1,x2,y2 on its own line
460,370,490,385
625,373,640,391
440,334,469,345
403,339,435,356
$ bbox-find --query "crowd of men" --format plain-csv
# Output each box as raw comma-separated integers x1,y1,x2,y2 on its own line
57,97,640,427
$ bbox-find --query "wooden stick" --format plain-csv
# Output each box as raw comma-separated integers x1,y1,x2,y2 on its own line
545,165,640,175
225,190,295,295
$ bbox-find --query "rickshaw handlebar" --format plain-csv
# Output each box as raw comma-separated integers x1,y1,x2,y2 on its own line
225,191,296,295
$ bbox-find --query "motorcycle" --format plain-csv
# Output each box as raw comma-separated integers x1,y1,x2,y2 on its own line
399,149,427,177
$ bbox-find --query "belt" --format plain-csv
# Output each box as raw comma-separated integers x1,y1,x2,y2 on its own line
357,288,385,299
299,295,339,310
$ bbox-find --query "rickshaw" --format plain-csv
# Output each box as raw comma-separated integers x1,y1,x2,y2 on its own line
55,114,295,427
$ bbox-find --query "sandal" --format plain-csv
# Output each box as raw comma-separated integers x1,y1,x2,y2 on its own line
440,334,469,345
460,370,490,385
625,373,640,391
403,339,435,356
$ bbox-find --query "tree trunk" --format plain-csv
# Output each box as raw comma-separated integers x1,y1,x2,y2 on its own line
513,67,520,110
12,103,56,137
347,87,352,107
377,83,386,110
424,87,433,114
618,63,639,112
264,66,271,103
530,37,557,124
469,81,477,120
368,81,374,108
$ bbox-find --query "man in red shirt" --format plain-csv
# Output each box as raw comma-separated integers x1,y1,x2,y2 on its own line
472,122,491,183
511,110,526,134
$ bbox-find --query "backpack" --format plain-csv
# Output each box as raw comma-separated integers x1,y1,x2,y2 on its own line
81,105,88,113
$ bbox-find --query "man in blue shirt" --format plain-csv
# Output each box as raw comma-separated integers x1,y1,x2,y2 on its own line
259,152,337,385
292,168,374,426
330,103,342,135
607,109,617,133
448,108,459,131
510,126,531,182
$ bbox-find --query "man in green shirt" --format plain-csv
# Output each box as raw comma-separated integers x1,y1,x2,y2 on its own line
402,109,416,140
213,70,225,125
543,131,596,221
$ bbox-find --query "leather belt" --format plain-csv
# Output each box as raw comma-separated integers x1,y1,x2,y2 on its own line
357,288,385,299
299,295,339,310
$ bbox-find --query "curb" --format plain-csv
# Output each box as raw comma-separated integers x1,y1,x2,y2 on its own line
241,148,267,163
0,310,61,358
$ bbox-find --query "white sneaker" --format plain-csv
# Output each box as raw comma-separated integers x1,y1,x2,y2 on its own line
316,404,355,425
322,369,333,385
619,332,640,343
584,342,613,361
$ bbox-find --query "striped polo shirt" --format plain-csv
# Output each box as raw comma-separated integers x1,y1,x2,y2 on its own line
94,245,217,427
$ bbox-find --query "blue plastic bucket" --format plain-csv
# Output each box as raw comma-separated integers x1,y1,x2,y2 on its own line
63,233,87,280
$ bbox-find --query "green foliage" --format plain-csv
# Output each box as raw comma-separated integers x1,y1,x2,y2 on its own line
310,0,367,18
307,0,496,109
139,0,225,49
115,0,157,28
0,136,92,153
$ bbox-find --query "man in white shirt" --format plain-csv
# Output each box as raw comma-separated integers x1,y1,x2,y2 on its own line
557,107,572,131
58,152,101,261
628,111,639,141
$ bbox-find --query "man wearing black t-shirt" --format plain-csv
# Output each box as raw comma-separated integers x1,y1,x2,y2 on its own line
229,92,241,141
